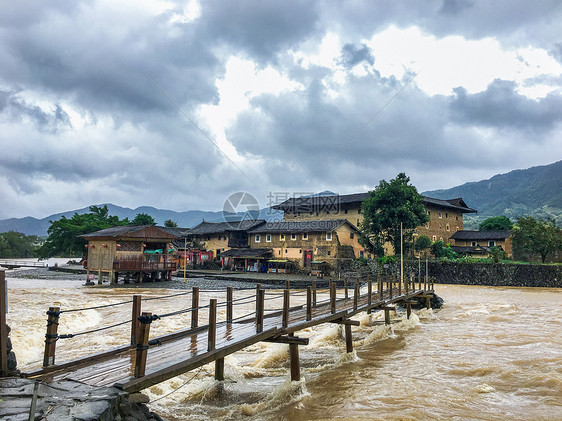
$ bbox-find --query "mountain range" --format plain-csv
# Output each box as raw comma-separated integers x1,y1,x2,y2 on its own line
1,161,560,236
422,160,562,228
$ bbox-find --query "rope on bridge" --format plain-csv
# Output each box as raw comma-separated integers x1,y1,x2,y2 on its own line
57,319,133,340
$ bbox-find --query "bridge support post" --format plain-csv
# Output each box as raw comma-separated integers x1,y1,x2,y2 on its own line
97,270,103,285
43,306,60,367
384,308,391,326
406,302,412,320
344,278,348,299
256,289,264,333
134,312,152,378
344,323,353,353
288,333,300,382
226,287,233,324
426,296,431,310
131,295,142,346
110,270,116,285
215,358,224,381
208,299,217,352
191,287,199,329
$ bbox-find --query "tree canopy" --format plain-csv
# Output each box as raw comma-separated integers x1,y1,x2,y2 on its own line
0,231,39,258
164,219,178,227
130,213,156,226
512,216,562,263
37,205,128,258
414,235,432,254
360,173,429,255
479,216,513,231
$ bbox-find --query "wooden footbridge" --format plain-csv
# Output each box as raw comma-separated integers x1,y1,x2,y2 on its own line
0,260,47,270
20,276,434,394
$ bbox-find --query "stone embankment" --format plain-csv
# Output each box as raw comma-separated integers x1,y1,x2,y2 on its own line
0,378,162,421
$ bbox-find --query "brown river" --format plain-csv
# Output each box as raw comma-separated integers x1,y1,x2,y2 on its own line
4,267,561,420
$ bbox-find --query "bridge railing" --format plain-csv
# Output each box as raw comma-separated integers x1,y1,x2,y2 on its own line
38,274,434,378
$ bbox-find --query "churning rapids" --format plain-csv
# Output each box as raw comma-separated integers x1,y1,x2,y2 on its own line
4,266,561,420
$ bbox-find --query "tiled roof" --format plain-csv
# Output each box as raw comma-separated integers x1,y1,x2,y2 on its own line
217,248,273,259
188,219,266,235
450,230,511,241
249,219,351,233
82,225,178,239
271,192,477,213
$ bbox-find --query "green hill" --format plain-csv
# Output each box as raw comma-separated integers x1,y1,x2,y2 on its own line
423,161,562,229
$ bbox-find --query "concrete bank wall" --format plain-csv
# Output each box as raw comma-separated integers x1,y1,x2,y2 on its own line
428,261,562,288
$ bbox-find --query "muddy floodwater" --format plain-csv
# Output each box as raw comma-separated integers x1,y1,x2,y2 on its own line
4,267,561,420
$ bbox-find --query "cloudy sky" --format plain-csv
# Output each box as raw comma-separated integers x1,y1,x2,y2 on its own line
1,0,561,219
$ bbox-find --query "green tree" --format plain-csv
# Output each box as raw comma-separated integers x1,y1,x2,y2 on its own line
414,235,432,255
37,205,128,258
479,216,513,231
512,216,562,263
360,173,429,255
0,231,39,258
164,219,178,228
130,213,156,226
488,246,507,263
430,240,457,259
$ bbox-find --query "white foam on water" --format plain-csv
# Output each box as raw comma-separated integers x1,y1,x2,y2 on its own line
252,343,288,369
474,383,496,393
308,324,344,349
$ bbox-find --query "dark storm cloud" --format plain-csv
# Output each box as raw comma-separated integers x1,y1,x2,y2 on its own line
339,43,374,68
450,80,562,131
195,0,320,64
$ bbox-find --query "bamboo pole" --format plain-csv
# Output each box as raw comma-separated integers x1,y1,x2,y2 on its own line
131,295,142,346
191,287,199,329
367,279,372,314
0,271,7,375
43,306,60,367
353,280,359,310
306,287,312,321
312,280,317,306
344,278,348,299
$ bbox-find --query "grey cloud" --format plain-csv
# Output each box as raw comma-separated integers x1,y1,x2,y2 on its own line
195,0,320,64
339,43,374,68
0,89,71,133
450,80,562,131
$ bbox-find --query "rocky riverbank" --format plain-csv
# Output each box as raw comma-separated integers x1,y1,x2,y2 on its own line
0,378,162,421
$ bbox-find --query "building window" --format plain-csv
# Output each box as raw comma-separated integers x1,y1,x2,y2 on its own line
344,209,348,214
303,233,308,240
327,251,331,256
471,241,477,247
326,232,332,241
456,226,459,231
446,213,448,219
299,250,302,253
360,250,364,258
291,233,297,240
426,222,429,229
446,224,450,231
489,240,496,247
309,211,313,215
280,234,285,241
279,250,281,255
432,235,437,242
439,212,442,218
350,233,354,239
255,235,261,242
266,234,271,242
285,249,288,253
358,209,361,214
